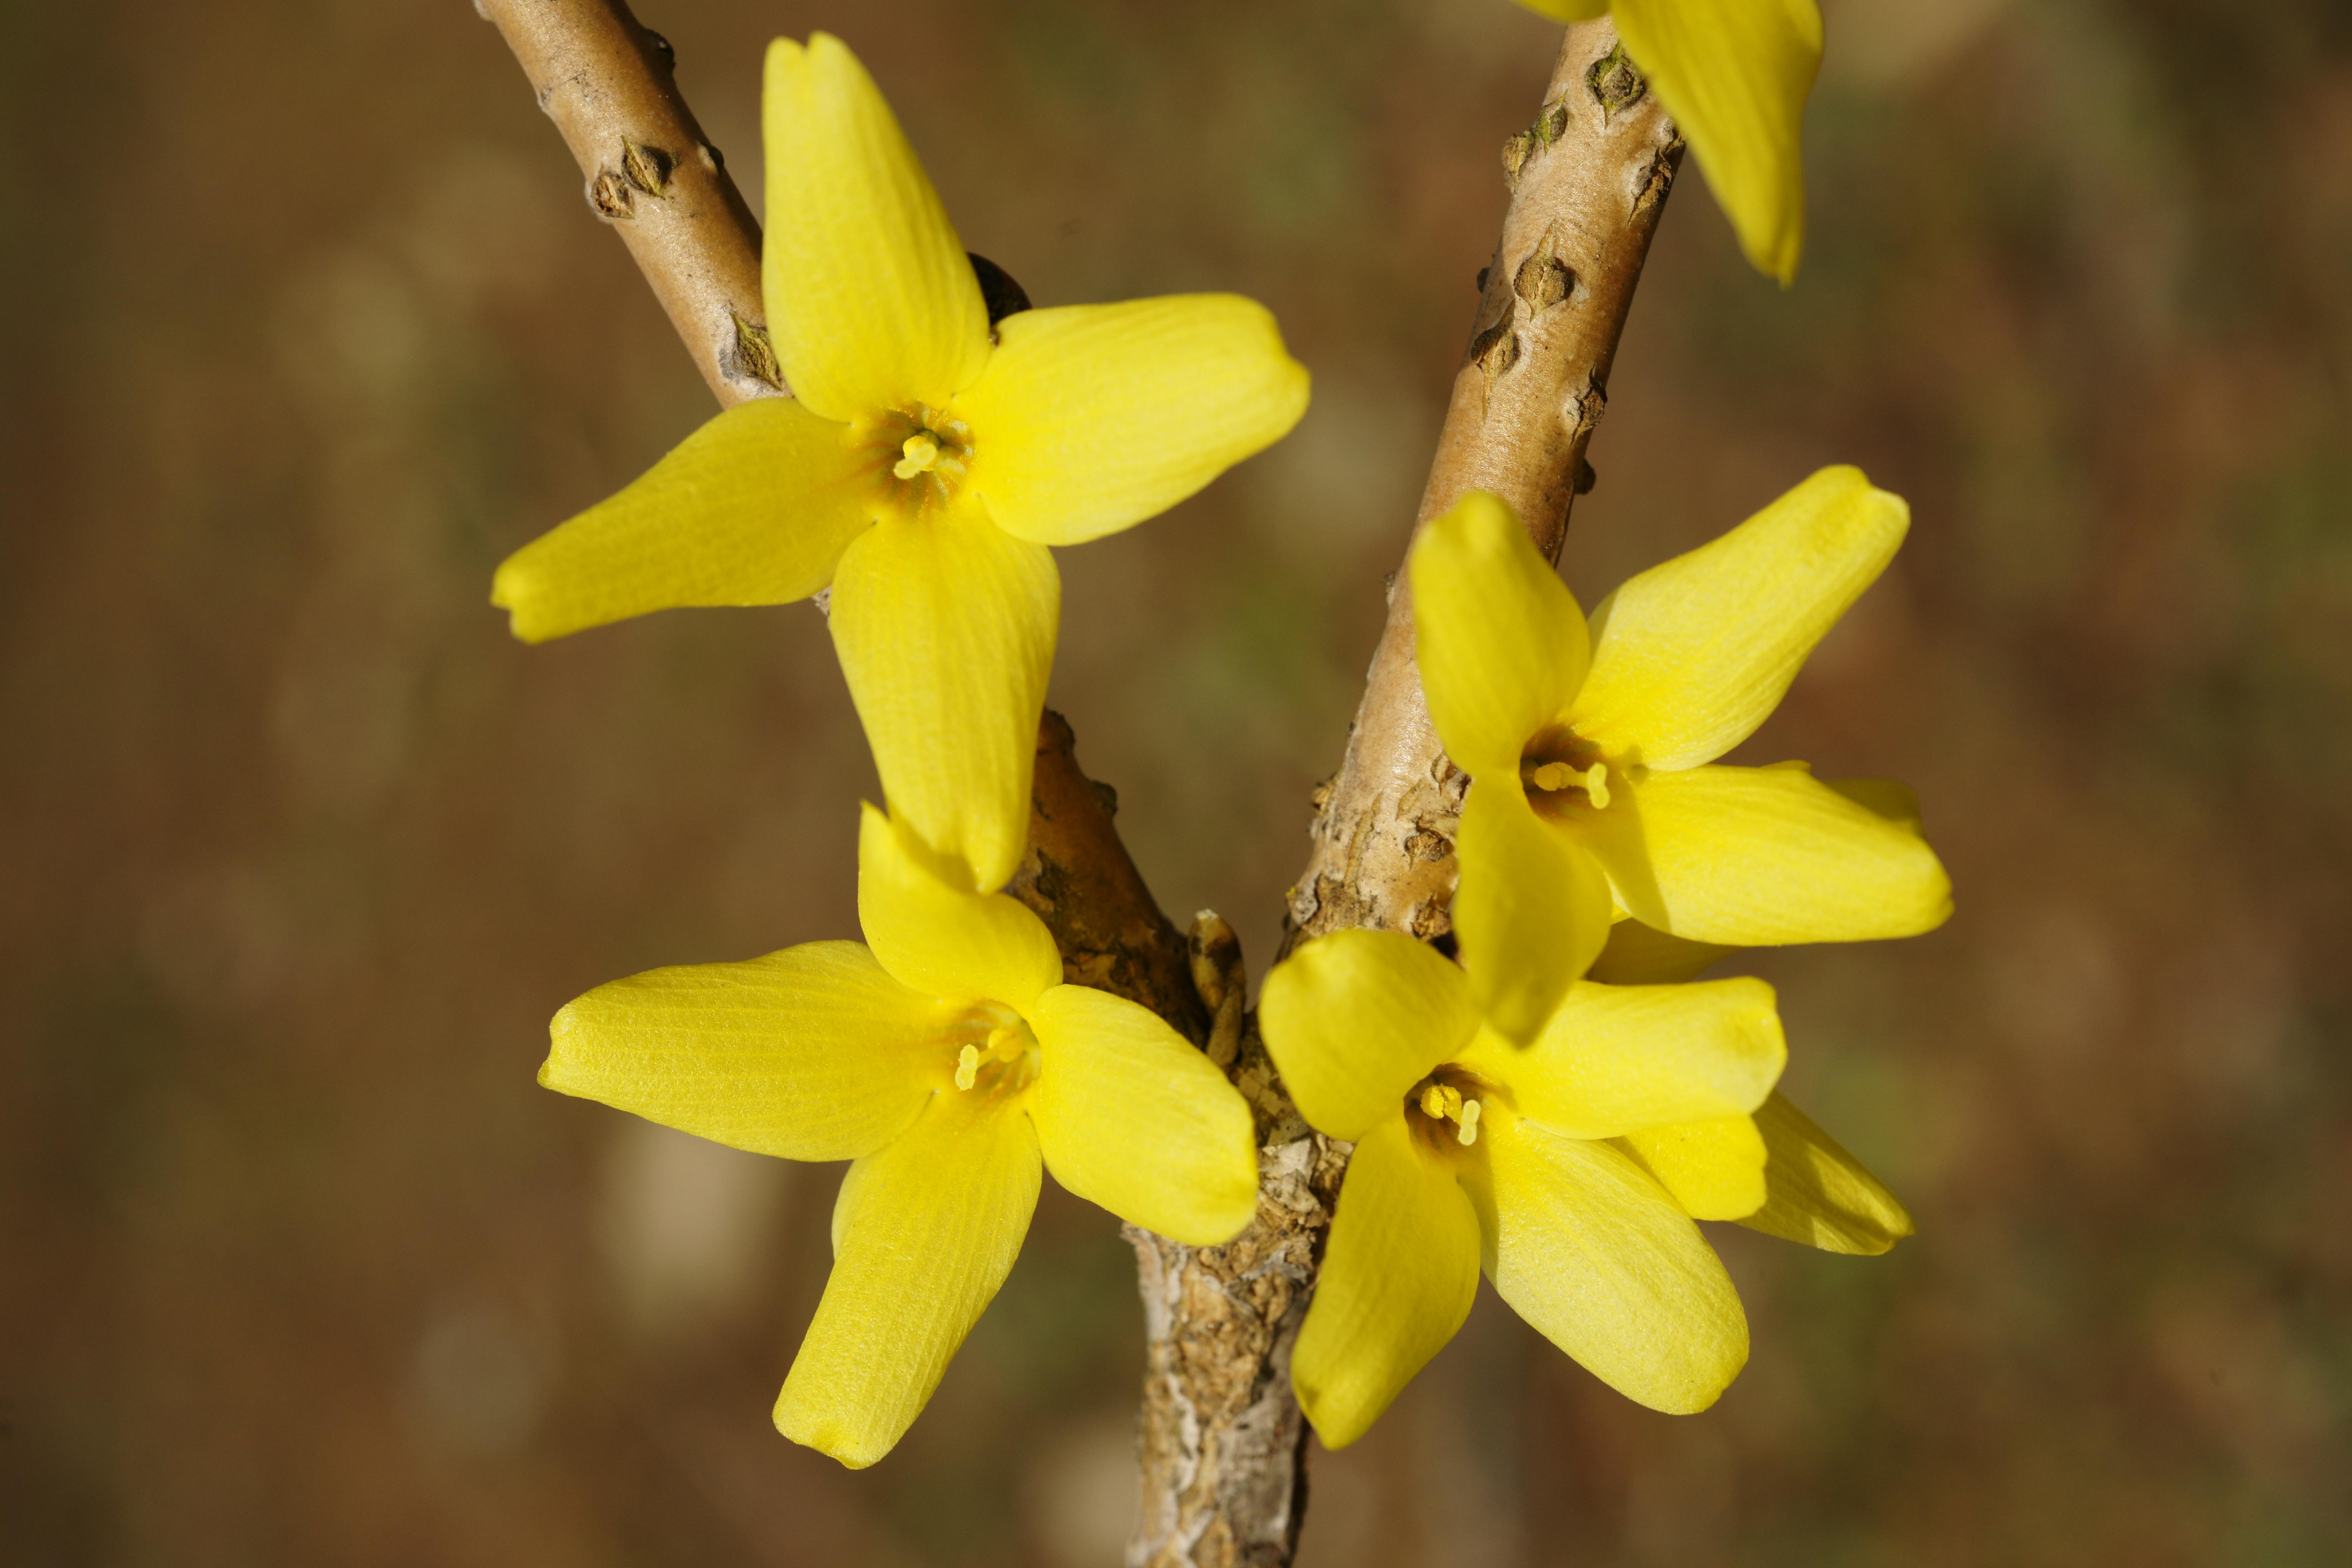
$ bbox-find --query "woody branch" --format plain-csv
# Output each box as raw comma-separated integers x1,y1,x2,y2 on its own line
475,4,1675,1564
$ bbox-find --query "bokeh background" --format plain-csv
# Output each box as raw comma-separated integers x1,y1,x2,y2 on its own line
7,0,2351,1561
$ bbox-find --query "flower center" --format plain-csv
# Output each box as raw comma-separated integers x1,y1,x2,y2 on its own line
1519,726,1615,819
864,404,972,515
946,1001,1038,1093
1405,1068,1490,1148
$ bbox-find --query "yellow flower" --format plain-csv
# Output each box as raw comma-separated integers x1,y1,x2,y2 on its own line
1409,470,1950,1044
1514,0,1822,283
1262,926,1826,1443
492,34,1311,891
537,804,1259,1467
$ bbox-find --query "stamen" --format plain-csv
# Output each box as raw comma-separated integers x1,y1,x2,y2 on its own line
1420,1083,1450,1120
986,1024,1027,1064
954,1043,980,1091
1528,761,1579,792
1456,1098,1481,1146
1526,758,1610,808
894,433,942,479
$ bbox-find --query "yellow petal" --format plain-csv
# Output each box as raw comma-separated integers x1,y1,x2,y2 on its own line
1452,779,1613,1046
1470,1115,1748,1413
1590,765,1951,945
1458,977,1783,1139
1738,1092,1914,1254
958,298,1310,547
1513,0,1611,19
830,511,1059,892
856,803,1062,1010
762,35,991,420
775,1088,1040,1466
491,399,872,643
1586,917,1736,984
1291,1116,1481,1449
1409,491,1590,780
1257,929,1476,1142
1027,984,1258,1245
1569,467,1906,770
1619,1116,1769,1220
540,941,943,1161
1610,0,1822,283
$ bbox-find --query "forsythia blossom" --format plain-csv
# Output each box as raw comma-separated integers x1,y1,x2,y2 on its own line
492,33,1310,891
1512,0,1822,282
538,805,1258,1466
1410,474,1950,1044
1258,926,1912,1445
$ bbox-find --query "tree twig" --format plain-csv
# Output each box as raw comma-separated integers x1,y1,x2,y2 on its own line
477,0,780,404
1282,25,1681,960
1122,26,1681,1566
478,8,1676,1565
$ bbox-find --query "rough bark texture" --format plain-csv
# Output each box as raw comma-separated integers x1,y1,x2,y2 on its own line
1283,24,1681,956
1012,710,1209,1044
476,0,782,406
480,9,1675,1565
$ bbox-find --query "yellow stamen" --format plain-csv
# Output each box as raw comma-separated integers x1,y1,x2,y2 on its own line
986,1024,1028,1064
954,1043,980,1091
1420,1083,1449,1120
1456,1098,1481,1146
1527,758,1610,808
894,433,942,480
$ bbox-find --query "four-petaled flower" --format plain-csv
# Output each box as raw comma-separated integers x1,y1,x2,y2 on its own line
1513,0,1822,283
1261,927,1795,1442
493,33,1311,891
1410,472,1951,1045
538,804,1259,1467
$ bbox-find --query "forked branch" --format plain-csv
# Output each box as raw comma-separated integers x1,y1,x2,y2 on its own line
477,7,1675,1565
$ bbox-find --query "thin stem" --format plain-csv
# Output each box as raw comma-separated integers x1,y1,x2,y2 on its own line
1281,24,1681,960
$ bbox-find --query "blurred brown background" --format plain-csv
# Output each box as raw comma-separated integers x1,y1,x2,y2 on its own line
5,0,2350,1562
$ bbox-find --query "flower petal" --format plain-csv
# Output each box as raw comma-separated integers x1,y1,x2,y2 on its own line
762,35,991,420
1587,765,1952,945
1569,468,1906,771
1027,984,1258,1245
1610,0,1822,284
1453,779,1613,1045
958,298,1310,547
856,803,1062,1010
1737,1092,1914,1254
1291,1116,1481,1449
1410,491,1590,780
774,1088,1040,1466
1258,929,1476,1141
1619,1116,1769,1220
1513,0,1611,19
1458,976,1783,1140
1469,1115,1748,1413
830,512,1058,892
491,400,872,643
1586,918,1736,984
540,941,943,1161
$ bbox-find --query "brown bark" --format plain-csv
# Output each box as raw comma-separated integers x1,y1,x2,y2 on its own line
478,9,1676,1565
1283,24,1681,955
476,0,782,405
